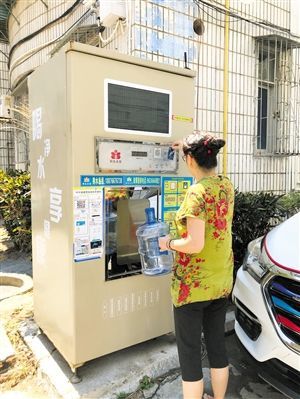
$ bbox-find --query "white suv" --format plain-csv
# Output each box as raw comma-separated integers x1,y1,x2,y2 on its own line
232,212,300,399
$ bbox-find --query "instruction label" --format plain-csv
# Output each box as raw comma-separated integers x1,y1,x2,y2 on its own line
73,188,104,262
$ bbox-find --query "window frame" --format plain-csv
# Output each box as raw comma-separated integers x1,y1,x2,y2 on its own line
255,43,278,155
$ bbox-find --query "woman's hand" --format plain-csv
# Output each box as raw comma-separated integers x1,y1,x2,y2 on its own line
159,235,171,251
172,140,183,150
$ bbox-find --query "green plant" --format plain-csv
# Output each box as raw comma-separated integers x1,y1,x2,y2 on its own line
232,191,284,274
277,191,300,217
116,392,129,399
0,169,31,253
139,375,155,390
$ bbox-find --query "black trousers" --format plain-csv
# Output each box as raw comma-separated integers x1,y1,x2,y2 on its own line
173,298,229,381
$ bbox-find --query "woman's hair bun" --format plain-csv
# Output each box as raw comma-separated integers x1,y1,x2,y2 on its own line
207,137,225,151
182,132,225,169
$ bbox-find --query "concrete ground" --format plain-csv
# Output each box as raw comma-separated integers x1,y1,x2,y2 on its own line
17,319,286,399
0,222,287,399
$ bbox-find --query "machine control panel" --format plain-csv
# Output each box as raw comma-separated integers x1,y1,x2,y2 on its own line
95,138,178,173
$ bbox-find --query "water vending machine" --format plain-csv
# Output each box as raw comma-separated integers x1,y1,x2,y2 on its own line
29,42,195,372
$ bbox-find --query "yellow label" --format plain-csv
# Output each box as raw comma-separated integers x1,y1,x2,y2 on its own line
164,210,177,221
178,194,186,203
164,180,178,193
168,221,177,230
172,115,193,123
170,228,177,238
178,180,191,193
164,194,178,207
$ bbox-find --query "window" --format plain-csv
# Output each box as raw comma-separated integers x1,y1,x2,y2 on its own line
257,86,268,150
256,43,277,152
255,36,296,154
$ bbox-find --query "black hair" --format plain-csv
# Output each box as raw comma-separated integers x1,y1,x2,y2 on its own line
182,133,225,169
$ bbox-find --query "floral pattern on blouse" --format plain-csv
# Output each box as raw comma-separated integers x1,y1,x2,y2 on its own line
171,175,234,307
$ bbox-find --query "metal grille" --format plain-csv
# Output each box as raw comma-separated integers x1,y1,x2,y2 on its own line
10,98,30,170
268,276,300,350
0,125,14,170
0,99,29,171
69,23,99,46
0,41,13,171
1,0,300,191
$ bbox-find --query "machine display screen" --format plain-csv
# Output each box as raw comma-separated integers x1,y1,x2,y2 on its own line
105,80,171,135
131,151,148,157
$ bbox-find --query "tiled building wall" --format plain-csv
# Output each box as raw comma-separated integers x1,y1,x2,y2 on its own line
5,0,300,191
9,0,96,89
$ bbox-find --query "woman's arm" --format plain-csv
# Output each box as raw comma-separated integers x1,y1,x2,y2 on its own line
159,217,205,254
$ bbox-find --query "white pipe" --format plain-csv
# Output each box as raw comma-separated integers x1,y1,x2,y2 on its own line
99,19,122,44
10,10,91,78
10,38,59,75
10,107,30,118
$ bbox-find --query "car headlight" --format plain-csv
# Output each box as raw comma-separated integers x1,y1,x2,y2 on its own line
242,237,268,282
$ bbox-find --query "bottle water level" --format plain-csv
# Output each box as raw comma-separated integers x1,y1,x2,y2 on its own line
142,252,173,275
140,236,173,276
136,207,173,276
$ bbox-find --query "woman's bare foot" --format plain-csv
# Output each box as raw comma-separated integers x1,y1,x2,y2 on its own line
203,394,214,399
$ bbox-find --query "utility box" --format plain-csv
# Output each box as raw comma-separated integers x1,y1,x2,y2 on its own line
0,95,13,119
100,0,126,27
29,42,195,371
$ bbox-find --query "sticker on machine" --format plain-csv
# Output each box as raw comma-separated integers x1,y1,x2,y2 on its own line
161,176,193,237
172,115,193,123
73,188,104,262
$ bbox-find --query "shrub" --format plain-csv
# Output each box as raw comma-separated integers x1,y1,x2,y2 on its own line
0,169,31,253
232,191,284,274
231,190,300,274
277,191,300,217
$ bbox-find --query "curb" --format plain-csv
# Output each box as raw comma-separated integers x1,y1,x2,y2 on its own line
0,272,33,301
0,323,15,370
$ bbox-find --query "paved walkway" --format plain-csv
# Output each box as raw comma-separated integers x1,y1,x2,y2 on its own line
0,222,286,399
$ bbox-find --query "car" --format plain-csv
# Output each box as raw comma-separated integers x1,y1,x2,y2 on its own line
232,212,300,399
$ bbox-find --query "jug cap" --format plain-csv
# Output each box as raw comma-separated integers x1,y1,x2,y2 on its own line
145,207,156,224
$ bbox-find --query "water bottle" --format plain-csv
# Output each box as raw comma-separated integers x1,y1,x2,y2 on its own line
136,207,173,276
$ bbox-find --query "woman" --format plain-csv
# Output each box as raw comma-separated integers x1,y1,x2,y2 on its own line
159,133,234,399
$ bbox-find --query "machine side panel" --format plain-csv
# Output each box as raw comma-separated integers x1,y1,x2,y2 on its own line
28,51,76,365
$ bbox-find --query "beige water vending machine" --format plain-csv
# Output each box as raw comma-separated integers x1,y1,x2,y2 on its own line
29,42,195,372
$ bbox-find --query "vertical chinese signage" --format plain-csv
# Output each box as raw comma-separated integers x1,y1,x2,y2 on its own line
161,176,193,237
32,107,64,266
73,188,104,262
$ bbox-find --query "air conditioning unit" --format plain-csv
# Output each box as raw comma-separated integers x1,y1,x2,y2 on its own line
0,95,13,119
100,1,126,27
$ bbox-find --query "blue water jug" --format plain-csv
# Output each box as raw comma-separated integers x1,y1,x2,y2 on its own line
136,207,173,276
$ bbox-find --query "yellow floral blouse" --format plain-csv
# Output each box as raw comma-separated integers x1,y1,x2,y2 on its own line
171,175,234,307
